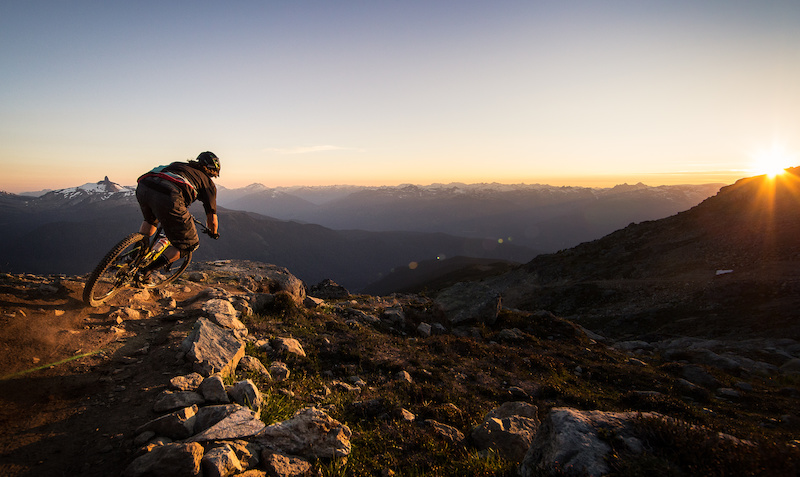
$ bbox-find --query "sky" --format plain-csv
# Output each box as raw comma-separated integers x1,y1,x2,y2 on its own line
1,0,799,193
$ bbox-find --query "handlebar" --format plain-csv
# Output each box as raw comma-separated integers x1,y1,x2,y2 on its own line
192,216,219,239
192,216,208,232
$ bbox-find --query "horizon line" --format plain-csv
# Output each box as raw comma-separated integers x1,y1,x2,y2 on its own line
4,175,742,196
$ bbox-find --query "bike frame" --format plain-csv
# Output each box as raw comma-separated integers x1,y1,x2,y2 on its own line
144,216,210,260
82,215,211,306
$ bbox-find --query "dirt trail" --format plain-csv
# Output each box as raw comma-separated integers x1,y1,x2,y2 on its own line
0,274,219,477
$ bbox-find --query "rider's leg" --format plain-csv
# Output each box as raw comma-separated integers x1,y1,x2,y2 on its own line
141,245,180,273
139,221,157,237
162,246,180,264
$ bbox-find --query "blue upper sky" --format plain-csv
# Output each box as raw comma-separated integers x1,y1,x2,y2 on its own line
2,0,799,192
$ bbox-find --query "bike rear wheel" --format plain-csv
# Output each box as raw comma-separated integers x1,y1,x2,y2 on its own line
141,252,192,289
83,233,146,307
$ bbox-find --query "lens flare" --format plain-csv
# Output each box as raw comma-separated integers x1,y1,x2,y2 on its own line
750,144,796,178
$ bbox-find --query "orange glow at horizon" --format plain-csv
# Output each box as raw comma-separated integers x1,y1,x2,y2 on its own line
749,144,797,179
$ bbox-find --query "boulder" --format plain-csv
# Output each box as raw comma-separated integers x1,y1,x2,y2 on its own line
381,306,406,327
189,407,266,442
262,451,313,477
332,380,361,394
347,308,380,326
202,299,247,335
201,443,243,477
237,356,272,379
519,408,657,477
110,307,141,322
398,408,416,422
135,405,198,441
181,318,246,377
472,402,539,462
194,404,243,434
121,442,204,477
202,298,237,317
675,378,711,401
170,373,204,392
233,298,254,316
417,322,432,337
269,361,291,382
254,407,352,459
309,279,350,300
153,391,205,413
272,337,306,358
253,266,307,305
422,420,465,444
186,271,208,282
303,296,325,308
229,379,264,414
228,440,262,470
669,348,742,374
199,375,231,403
130,289,151,303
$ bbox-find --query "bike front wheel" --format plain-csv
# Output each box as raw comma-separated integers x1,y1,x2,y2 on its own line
83,233,146,307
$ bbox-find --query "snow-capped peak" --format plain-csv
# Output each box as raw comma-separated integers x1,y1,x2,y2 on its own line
52,177,135,199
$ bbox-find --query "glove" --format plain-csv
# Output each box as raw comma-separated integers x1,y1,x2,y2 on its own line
204,229,220,239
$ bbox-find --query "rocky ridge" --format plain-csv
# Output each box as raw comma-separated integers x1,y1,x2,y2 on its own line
2,260,800,476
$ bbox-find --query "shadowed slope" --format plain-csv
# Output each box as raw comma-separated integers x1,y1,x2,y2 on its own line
489,169,800,339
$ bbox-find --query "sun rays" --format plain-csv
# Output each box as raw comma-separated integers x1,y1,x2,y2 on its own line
749,144,797,179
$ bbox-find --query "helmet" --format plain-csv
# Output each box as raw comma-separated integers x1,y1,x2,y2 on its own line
196,151,220,176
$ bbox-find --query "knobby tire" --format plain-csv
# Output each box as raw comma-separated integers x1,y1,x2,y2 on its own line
83,233,145,307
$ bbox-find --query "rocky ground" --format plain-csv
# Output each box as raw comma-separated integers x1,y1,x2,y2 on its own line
0,271,233,476
2,260,800,476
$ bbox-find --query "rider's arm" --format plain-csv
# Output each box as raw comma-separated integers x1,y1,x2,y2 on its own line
207,212,218,235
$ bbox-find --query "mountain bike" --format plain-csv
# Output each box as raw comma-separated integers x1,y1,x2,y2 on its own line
83,217,212,307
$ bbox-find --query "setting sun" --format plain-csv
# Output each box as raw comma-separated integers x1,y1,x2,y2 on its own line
750,144,797,178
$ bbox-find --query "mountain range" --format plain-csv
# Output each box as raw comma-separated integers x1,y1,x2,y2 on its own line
2,178,723,292
218,181,724,253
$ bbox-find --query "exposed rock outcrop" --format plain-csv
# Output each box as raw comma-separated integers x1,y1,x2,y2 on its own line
472,401,540,462
309,278,351,300
181,318,246,377
122,442,204,477
519,408,656,477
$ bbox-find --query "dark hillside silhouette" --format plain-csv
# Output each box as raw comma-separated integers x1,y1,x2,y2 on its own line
523,169,800,280
488,168,800,339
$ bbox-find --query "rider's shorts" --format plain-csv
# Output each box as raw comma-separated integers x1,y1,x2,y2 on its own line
136,178,200,254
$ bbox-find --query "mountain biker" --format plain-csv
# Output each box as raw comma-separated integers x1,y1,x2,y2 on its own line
135,151,221,278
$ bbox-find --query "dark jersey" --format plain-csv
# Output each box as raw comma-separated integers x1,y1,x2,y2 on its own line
139,162,217,215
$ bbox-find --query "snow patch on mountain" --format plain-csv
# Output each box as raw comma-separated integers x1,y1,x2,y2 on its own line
53,176,134,199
